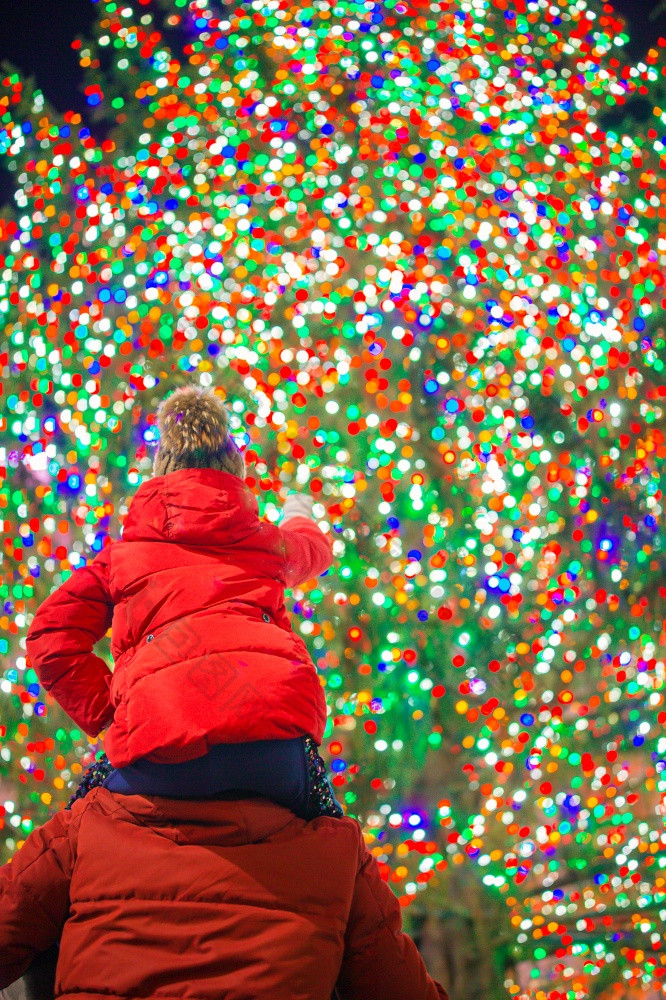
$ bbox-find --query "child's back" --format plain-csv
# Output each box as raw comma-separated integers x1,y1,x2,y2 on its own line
26,388,333,775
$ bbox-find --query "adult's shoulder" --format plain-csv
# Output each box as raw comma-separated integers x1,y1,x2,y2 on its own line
305,814,368,863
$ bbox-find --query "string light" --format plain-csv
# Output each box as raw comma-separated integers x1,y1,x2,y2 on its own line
0,1,664,996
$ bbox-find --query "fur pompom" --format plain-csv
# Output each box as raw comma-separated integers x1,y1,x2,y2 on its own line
153,386,245,479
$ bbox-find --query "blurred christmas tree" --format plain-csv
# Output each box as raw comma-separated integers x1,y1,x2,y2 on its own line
1,1,665,998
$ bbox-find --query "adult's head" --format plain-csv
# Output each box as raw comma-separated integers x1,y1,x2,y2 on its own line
152,384,245,479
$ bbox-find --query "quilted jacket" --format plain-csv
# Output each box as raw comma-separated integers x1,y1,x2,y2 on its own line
0,789,448,1000
26,469,333,767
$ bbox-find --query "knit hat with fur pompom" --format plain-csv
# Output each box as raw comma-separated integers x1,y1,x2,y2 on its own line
152,386,245,479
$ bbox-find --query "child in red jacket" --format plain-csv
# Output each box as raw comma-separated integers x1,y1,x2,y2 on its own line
26,386,341,819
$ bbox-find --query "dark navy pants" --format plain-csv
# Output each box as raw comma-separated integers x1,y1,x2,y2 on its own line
104,737,311,819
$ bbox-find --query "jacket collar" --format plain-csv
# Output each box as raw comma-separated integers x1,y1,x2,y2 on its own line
85,787,301,846
122,468,260,546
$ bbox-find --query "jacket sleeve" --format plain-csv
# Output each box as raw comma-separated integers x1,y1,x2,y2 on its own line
0,809,75,989
336,834,449,1000
26,544,114,737
277,516,334,589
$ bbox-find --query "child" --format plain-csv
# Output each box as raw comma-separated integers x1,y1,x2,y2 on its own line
26,386,341,819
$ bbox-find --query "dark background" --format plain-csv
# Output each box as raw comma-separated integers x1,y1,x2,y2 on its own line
0,0,664,204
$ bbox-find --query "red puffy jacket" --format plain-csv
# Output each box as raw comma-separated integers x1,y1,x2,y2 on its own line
26,469,333,768
0,789,448,1000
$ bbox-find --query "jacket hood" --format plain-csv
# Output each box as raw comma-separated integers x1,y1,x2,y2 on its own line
85,787,304,847
122,468,261,546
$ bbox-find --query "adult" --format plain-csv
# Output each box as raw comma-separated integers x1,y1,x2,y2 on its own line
0,787,447,1000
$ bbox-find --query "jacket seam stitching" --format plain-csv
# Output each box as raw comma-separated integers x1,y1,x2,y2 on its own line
71,893,328,919
118,647,314,701
9,841,70,891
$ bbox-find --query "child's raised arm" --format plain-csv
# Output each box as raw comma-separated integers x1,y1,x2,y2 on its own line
277,493,334,589
26,545,115,738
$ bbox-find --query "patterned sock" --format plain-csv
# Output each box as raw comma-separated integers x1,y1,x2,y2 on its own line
305,737,344,819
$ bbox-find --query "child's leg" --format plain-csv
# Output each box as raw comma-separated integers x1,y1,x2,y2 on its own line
102,753,223,798
70,740,342,820
101,738,312,812
97,737,343,820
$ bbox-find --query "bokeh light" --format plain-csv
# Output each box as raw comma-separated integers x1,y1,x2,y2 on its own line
1,1,665,997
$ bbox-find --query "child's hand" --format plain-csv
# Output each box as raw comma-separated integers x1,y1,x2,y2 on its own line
281,492,315,523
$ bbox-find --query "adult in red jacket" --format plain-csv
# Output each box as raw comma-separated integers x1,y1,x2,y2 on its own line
26,467,333,769
0,788,447,1000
